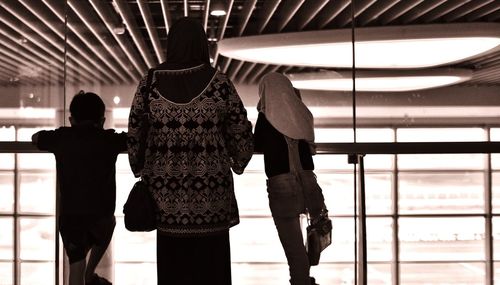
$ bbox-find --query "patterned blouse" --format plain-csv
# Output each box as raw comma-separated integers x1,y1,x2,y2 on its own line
127,67,254,236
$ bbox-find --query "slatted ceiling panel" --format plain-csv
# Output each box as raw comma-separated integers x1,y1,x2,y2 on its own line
211,0,234,64
90,1,147,77
442,0,492,21
235,0,257,36
137,0,166,63
419,0,471,23
398,0,448,24
466,1,500,21
227,59,245,79
235,62,256,82
311,0,351,30
70,0,140,82
286,0,329,31
356,0,401,26
274,0,305,32
115,0,157,69
333,0,377,28
247,63,270,84
1,0,500,87
46,0,128,83
30,1,111,84
254,0,281,34
377,0,424,25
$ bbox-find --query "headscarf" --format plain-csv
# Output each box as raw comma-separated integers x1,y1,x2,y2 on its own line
165,17,210,66
258,72,315,143
155,17,215,102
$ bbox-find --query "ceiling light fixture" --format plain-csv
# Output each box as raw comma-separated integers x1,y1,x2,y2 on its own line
218,23,500,69
210,0,227,16
287,69,473,92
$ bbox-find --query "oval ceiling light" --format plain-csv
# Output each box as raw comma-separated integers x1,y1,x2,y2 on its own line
218,23,500,69
210,0,227,16
287,69,473,92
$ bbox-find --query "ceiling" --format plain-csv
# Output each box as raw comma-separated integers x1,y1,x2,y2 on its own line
1,0,500,87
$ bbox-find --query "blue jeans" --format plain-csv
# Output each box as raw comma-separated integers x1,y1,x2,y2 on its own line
267,171,325,285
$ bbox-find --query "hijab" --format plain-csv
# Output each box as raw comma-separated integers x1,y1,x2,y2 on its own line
258,72,315,143
164,17,211,68
155,17,215,103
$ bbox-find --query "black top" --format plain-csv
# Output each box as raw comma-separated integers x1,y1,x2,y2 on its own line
35,126,127,217
254,112,314,178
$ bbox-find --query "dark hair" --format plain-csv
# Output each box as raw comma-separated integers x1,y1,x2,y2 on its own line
69,90,105,122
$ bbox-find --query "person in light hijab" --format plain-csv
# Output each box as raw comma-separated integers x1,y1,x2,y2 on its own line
127,17,254,285
254,72,327,285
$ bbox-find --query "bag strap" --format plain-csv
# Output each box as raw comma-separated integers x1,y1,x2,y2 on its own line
284,136,303,175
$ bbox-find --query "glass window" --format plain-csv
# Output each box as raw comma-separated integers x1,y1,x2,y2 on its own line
114,263,156,285
363,154,394,171
17,153,55,170
314,154,352,171
357,128,394,143
491,217,500,261
231,217,287,263
399,217,484,261
321,217,355,262
18,172,56,214
232,263,290,285
0,218,13,260
365,173,393,215
233,174,271,216
113,217,156,263
20,262,54,285
491,128,500,170
0,173,14,213
397,128,486,142
0,154,14,171
317,173,354,216
0,126,15,141
398,154,486,170
492,172,500,213
400,262,484,285
315,128,354,143
366,218,393,262
19,218,55,261
399,172,485,214
0,126,16,170
0,262,13,285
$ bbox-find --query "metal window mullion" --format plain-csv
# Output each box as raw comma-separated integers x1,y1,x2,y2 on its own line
485,127,494,285
13,129,19,285
392,127,400,285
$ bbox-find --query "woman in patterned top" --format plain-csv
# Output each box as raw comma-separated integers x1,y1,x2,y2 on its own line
127,17,254,285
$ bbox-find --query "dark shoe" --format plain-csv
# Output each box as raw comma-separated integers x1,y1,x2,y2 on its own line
86,274,112,285
310,277,319,285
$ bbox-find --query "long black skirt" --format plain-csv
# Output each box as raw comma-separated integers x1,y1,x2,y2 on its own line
156,230,231,285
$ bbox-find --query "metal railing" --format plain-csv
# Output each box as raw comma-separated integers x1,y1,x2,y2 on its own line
2,141,500,285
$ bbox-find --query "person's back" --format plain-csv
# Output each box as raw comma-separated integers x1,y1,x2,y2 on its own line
254,72,326,285
127,17,254,285
32,91,126,285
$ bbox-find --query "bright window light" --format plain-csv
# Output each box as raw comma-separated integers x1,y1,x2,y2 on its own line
287,69,472,91
218,23,500,68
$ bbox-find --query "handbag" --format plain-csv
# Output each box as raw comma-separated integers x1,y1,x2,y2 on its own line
123,179,156,232
306,212,332,266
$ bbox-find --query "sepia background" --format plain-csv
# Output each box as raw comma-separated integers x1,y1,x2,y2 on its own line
1,0,500,284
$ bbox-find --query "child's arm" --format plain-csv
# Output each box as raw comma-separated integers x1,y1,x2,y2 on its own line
31,132,40,145
31,130,57,150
